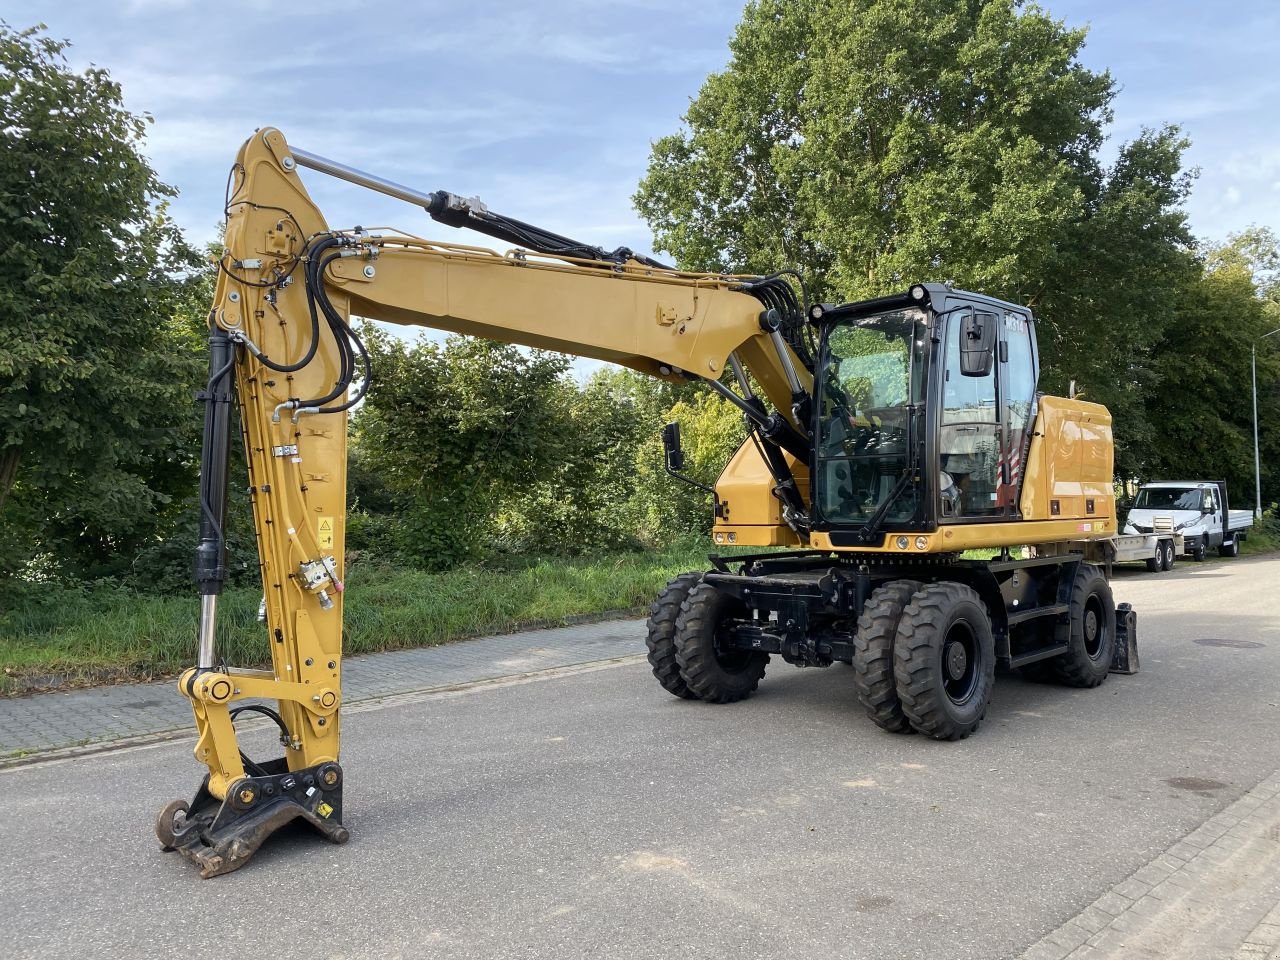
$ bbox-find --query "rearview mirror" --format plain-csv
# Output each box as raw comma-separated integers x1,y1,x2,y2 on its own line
959,309,997,377
662,421,685,472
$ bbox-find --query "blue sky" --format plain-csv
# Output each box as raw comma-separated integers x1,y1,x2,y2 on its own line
12,0,1280,357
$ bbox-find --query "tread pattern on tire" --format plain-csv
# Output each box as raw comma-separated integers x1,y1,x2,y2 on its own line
852,580,921,733
1047,563,1115,688
894,582,995,741
674,582,768,704
645,572,703,700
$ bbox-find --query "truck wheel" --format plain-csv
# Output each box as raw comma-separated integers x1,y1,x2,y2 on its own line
1048,564,1116,687
1145,546,1160,573
674,582,768,704
893,583,995,741
1193,535,1208,562
645,572,704,700
1162,541,1175,571
1218,535,1238,558
852,580,921,733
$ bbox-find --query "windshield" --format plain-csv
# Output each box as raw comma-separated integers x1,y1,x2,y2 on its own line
816,308,927,525
1133,487,1200,510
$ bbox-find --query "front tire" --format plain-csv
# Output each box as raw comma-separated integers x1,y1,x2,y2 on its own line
1046,563,1116,687
894,583,996,741
1193,535,1209,562
674,582,768,704
645,572,704,700
852,580,921,733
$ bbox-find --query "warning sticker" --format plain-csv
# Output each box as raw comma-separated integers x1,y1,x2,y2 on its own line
318,516,334,550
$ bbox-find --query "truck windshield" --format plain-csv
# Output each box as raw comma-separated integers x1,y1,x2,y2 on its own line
1133,488,1199,510
816,308,927,525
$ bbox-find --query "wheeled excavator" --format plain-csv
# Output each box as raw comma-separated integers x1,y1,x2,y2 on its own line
157,127,1137,877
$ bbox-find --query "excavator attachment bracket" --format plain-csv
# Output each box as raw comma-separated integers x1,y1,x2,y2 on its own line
156,759,348,878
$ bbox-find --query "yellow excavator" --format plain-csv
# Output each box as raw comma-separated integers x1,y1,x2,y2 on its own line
157,128,1136,877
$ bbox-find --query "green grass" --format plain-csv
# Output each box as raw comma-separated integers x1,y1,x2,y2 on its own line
0,546,720,696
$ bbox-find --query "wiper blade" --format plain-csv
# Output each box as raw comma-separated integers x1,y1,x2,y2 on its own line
854,470,913,544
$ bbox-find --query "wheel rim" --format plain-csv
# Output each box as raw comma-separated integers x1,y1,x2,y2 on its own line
941,620,980,704
1083,595,1108,660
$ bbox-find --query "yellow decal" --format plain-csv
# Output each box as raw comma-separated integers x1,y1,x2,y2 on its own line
316,802,333,819
318,516,334,550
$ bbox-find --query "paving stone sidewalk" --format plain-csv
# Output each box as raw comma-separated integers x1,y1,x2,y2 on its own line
1018,768,1280,960
0,617,646,760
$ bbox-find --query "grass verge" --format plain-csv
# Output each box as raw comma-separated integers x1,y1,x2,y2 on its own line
0,546,717,696
1241,515,1280,556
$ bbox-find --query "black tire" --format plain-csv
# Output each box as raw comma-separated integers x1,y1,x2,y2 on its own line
1162,540,1175,571
1145,548,1160,573
1046,563,1116,688
674,582,768,704
1218,535,1238,558
893,583,996,741
645,572,704,700
1193,534,1208,562
852,580,921,733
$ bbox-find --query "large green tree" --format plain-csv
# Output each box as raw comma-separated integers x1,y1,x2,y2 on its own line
1142,230,1280,510
634,0,1198,478
0,23,203,579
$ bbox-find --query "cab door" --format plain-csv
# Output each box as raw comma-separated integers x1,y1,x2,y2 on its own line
938,302,1038,521
939,304,1002,519
997,311,1038,516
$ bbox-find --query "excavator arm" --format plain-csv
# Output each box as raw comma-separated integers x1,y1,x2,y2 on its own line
158,128,814,876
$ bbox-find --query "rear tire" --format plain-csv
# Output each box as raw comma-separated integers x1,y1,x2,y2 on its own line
1218,535,1238,558
1046,563,1115,688
1145,548,1160,573
674,582,768,704
893,583,995,741
1162,540,1175,571
852,580,921,733
645,572,704,700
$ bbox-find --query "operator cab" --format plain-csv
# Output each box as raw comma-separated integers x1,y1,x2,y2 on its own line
810,283,1038,545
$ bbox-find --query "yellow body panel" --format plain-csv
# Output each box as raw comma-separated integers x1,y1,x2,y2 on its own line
712,440,806,546
1020,396,1115,523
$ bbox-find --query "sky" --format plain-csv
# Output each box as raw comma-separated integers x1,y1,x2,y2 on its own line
10,0,1280,371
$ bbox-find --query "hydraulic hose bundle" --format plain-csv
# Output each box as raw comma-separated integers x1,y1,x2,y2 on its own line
248,234,373,418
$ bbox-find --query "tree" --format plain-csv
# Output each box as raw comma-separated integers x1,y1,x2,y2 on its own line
634,0,1199,476
0,23,203,579
1141,230,1280,509
636,0,1114,299
351,328,579,567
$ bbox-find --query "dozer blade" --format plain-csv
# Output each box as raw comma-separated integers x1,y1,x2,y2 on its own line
156,759,349,878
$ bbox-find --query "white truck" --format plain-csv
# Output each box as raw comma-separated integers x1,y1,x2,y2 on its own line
1124,480,1253,562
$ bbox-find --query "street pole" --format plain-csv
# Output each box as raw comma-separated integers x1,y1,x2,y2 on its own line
1255,327,1280,520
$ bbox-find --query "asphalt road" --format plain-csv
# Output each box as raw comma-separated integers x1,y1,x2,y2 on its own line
3,555,1278,960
